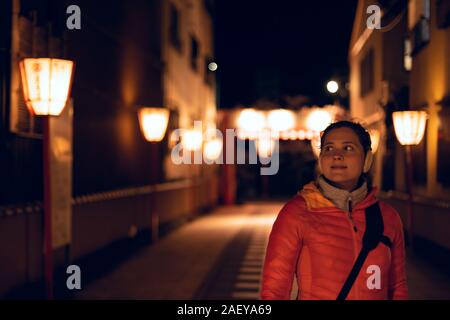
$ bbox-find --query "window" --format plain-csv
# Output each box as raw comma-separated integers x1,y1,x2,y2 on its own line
360,49,374,97
169,4,181,51
190,36,199,70
403,38,412,71
408,0,430,55
436,0,450,29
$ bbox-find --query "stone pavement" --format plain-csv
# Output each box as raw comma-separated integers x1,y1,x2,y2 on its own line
74,202,450,300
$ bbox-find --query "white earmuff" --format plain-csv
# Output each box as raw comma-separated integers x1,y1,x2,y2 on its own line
363,150,373,173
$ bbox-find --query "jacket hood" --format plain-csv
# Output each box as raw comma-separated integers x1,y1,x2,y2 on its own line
298,181,378,213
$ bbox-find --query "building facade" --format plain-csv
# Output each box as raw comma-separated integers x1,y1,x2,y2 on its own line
349,0,450,266
0,0,218,297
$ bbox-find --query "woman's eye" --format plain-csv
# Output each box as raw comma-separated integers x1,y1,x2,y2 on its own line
323,146,333,152
344,145,354,151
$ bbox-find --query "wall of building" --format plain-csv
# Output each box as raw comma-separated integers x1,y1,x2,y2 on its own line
0,0,220,297
408,0,450,200
350,0,450,260
161,0,217,181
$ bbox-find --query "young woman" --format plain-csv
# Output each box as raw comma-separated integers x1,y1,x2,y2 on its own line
261,121,408,300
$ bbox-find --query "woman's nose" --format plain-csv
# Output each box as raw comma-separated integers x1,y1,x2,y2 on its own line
333,152,344,160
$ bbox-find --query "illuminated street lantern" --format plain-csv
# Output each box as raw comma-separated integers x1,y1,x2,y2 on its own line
138,107,170,142
392,110,428,249
267,109,296,132
19,58,74,116
392,111,427,145
236,108,266,133
203,137,223,161
368,129,380,153
256,137,275,158
19,57,75,300
306,109,332,133
182,128,203,151
256,129,275,158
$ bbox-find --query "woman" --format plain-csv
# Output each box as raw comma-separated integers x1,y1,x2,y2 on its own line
261,121,408,300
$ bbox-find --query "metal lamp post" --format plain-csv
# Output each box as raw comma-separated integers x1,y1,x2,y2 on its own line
19,58,75,299
392,110,428,249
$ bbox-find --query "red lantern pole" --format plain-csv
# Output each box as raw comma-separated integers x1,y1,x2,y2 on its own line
43,116,54,299
404,145,415,249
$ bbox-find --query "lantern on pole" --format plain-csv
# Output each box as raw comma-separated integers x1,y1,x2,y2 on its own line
138,107,170,142
19,58,75,300
182,128,203,152
19,58,74,116
138,107,170,243
203,137,223,162
392,110,428,249
392,111,427,146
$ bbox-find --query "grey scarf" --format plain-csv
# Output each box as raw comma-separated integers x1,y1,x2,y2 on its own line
316,175,368,212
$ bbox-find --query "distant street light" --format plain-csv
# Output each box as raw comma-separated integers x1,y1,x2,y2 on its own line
138,107,170,244
182,128,203,152
326,80,339,94
255,129,275,158
203,137,223,161
208,62,218,71
267,109,296,132
138,107,170,142
306,109,332,133
236,108,266,133
392,110,428,249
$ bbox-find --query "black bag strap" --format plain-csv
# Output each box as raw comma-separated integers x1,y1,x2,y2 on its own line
336,202,384,300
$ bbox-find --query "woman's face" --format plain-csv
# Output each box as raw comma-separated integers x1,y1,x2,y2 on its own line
319,127,365,191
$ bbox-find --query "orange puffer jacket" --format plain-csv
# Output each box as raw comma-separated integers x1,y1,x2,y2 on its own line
261,182,408,300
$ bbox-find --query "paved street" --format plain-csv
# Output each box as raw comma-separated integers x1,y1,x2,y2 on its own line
74,202,450,300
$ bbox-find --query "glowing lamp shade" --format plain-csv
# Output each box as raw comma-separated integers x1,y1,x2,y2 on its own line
306,109,332,132
368,129,380,153
182,129,203,151
19,58,74,116
236,109,265,133
138,108,170,142
267,109,296,132
203,137,223,161
256,137,275,158
392,111,427,145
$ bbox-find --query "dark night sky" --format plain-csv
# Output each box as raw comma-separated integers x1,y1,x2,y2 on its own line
215,0,358,108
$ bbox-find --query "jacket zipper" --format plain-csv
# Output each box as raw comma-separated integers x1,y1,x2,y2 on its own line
348,197,357,233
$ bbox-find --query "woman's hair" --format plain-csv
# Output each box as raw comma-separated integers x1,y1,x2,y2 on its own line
319,121,373,189
320,121,372,155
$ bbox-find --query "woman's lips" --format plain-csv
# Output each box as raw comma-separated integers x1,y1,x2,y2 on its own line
331,166,347,169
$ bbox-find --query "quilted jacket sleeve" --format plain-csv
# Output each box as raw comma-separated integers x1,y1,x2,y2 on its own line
386,205,409,300
260,199,304,300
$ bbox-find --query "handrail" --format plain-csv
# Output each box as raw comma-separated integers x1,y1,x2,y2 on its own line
378,190,450,210
0,177,209,218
